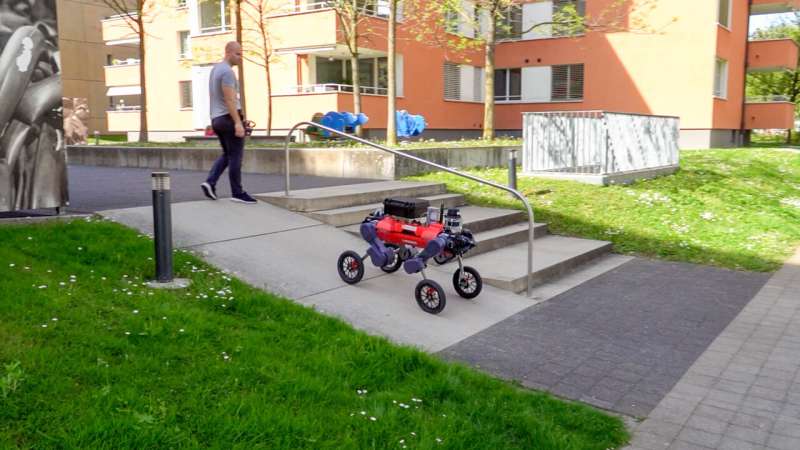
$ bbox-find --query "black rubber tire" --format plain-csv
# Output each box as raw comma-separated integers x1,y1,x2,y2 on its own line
337,251,364,284
381,245,403,273
415,279,447,314
453,266,482,299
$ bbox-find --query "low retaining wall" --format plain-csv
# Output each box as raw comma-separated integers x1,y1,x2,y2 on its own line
66,145,520,179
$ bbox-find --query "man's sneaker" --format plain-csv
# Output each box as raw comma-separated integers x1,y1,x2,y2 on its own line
201,182,217,200
231,192,258,204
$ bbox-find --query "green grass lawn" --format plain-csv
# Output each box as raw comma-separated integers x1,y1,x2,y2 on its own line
408,148,800,272
0,219,627,449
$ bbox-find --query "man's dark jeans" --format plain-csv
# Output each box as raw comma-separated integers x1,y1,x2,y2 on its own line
206,113,244,197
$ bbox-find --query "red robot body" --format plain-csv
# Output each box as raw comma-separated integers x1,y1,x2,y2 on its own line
375,216,444,249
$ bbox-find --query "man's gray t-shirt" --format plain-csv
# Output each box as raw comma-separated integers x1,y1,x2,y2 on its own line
209,62,241,120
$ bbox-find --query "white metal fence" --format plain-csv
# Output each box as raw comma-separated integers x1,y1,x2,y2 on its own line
522,111,680,175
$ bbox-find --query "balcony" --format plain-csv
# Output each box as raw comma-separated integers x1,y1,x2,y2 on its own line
751,0,800,14
744,99,795,130
101,13,140,45
276,84,388,96
107,109,141,132
104,61,141,87
269,1,391,20
747,39,799,72
270,88,388,130
267,7,338,53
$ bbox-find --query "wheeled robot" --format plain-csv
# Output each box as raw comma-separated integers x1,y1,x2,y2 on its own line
336,198,483,314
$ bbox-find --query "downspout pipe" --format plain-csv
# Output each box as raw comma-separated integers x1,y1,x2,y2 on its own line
739,0,753,146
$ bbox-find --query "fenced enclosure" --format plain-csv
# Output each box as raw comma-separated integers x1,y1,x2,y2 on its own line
522,111,680,185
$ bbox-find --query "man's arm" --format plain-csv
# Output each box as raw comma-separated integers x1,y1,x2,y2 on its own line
221,71,244,138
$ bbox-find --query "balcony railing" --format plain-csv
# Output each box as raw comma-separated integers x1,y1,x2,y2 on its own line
746,95,791,103
107,105,142,112
106,58,141,67
270,1,392,19
103,12,138,21
276,84,388,96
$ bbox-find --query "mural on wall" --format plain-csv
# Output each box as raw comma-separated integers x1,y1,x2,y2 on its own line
63,97,89,145
0,0,68,212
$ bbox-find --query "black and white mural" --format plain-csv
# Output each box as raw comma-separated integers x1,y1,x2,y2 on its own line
0,0,68,212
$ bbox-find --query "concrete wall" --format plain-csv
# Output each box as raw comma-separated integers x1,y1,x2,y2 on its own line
679,129,745,149
66,145,520,179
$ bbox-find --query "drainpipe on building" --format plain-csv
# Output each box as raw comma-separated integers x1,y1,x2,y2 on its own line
739,0,753,146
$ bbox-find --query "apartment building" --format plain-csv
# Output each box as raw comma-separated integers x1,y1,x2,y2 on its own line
100,0,799,147
58,0,137,133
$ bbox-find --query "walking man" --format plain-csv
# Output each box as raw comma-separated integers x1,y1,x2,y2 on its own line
201,41,257,204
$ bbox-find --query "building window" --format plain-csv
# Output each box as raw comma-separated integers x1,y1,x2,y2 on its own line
106,54,113,65
179,31,191,59
496,5,522,40
551,64,584,100
714,58,728,98
314,56,389,94
363,0,390,19
552,0,586,37
198,0,230,33
443,62,461,100
444,8,460,33
718,0,731,28
177,0,187,7
180,81,193,108
443,62,482,101
494,68,521,101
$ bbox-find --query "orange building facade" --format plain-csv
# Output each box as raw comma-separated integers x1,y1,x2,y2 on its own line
100,0,798,148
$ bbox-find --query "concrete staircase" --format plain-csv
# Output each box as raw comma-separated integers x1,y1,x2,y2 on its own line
256,181,611,294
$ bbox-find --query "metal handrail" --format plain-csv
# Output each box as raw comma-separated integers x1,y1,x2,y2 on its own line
283,121,537,297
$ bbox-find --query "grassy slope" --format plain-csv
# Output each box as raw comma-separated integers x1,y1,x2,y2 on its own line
409,148,800,272
0,219,627,449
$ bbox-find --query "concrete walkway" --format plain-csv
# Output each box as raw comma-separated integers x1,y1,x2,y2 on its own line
626,248,800,450
102,199,578,352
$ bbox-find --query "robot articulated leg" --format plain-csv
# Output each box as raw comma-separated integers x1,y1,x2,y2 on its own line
360,221,395,267
403,237,445,275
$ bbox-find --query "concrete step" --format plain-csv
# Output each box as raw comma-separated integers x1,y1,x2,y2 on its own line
464,236,613,293
471,222,549,257
456,205,527,234
255,181,447,212
341,208,548,256
306,193,466,227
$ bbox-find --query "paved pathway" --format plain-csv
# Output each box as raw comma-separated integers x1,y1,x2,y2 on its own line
626,248,800,450
440,259,769,417
1,165,372,216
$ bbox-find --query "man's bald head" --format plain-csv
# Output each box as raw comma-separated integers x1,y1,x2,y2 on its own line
224,41,242,66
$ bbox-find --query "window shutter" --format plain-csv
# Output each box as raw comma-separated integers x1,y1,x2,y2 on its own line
180,81,193,108
568,64,584,100
551,65,568,100
444,62,461,100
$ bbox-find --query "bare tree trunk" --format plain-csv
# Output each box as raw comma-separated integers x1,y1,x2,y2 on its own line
385,0,397,145
789,70,799,144
235,0,246,117
266,59,272,136
136,15,148,142
482,10,496,141
349,6,363,137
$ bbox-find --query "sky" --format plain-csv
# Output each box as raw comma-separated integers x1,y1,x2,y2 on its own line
749,12,797,34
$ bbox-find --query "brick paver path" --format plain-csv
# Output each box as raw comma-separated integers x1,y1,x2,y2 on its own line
627,248,800,450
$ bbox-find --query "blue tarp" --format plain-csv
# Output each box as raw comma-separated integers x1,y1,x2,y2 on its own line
318,112,369,137
396,110,426,138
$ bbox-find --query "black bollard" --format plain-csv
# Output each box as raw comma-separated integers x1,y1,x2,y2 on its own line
508,149,518,192
152,172,173,282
